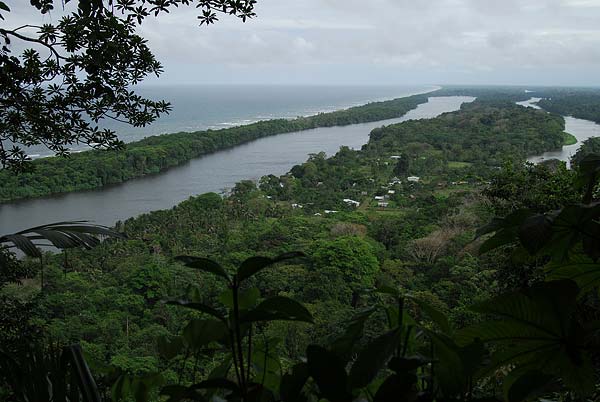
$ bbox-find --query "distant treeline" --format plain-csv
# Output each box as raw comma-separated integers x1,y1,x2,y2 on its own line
536,91,600,124
432,86,533,102
437,86,600,125
0,94,429,203
366,100,566,166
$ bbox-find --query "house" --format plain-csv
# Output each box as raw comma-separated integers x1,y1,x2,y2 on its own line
390,155,401,159
390,177,402,184
314,213,322,216
378,202,389,208
374,195,385,201
388,190,395,195
324,210,338,214
291,203,303,209
361,191,368,196
407,176,420,183
343,198,361,207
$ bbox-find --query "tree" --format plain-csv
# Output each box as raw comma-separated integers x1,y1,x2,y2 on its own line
393,154,409,177
313,236,380,295
572,137,600,169
0,0,256,171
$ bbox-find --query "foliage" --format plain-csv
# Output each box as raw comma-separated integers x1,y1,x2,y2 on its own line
536,88,600,124
156,252,311,401
484,160,579,214
0,0,256,171
572,137,600,169
4,91,600,401
472,152,600,399
366,101,565,166
0,95,428,202
0,338,103,402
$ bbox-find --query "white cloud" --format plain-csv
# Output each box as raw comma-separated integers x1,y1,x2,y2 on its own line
3,0,600,85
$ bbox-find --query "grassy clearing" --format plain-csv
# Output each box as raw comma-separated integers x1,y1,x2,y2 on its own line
447,161,473,169
562,132,577,146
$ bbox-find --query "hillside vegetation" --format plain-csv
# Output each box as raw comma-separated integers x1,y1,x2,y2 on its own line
4,98,598,401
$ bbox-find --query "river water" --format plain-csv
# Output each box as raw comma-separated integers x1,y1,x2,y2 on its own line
518,98,600,167
0,96,474,234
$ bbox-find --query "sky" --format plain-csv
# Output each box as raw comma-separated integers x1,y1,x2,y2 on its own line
5,0,600,86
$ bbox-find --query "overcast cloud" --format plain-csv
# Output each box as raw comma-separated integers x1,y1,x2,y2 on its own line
5,0,600,85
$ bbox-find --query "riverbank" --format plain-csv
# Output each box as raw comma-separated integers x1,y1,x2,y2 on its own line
0,94,433,203
517,97,600,167
0,96,473,234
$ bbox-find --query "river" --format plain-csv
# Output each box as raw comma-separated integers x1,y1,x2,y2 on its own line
518,98,600,167
0,96,473,234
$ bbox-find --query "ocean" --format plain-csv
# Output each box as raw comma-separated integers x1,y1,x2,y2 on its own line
25,84,437,158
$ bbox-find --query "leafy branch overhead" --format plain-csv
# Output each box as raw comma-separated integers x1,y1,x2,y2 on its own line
0,0,257,171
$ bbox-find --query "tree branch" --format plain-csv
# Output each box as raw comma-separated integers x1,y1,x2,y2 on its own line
0,28,66,62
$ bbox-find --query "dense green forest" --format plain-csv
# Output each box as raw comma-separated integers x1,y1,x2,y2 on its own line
4,97,599,401
439,85,600,124
3,0,600,398
0,95,429,202
3,85,596,204
536,89,600,124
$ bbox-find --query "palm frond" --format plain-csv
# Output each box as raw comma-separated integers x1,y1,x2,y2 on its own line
0,221,125,258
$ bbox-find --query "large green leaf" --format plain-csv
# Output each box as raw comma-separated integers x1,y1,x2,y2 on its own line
426,331,477,397
465,280,578,335
329,308,375,362
349,328,402,389
251,338,283,392
236,251,305,282
411,297,451,334
518,214,553,255
280,363,309,402
546,255,600,294
545,204,600,261
183,319,228,350
375,284,400,298
218,287,260,310
575,154,600,202
306,345,351,402
165,300,227,322
175,256,231,283
157,336,184,360
503,369,554,402
241,296,313,324
478,209,534,254
457,280,594,396
373,372,418,402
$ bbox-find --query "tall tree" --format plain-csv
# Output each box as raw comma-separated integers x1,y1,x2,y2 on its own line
0,0,256,171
